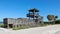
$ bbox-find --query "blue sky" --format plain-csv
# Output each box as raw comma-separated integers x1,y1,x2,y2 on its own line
0,0,60,21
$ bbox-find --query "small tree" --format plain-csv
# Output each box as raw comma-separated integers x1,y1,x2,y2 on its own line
47,15,54,24
47,14,58,24
54,16,58,24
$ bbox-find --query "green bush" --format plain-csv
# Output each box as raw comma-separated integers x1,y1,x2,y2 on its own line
0,24,4,27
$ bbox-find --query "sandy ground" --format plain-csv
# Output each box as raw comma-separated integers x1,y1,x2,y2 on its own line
0,24,60,34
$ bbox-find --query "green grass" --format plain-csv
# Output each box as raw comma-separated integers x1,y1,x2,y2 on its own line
13,25,30,30
13,27,21,30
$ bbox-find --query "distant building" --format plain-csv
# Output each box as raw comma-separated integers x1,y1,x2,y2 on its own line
3,18,36,28
3,8,43,28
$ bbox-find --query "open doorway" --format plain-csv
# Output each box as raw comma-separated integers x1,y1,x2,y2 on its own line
9,24,13,28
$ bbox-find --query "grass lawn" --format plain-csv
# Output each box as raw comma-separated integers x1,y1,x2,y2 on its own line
13,25,30,30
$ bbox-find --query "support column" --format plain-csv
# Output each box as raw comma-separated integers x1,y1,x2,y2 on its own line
13,24,14,28
7,24,9,28
18,24,20,28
